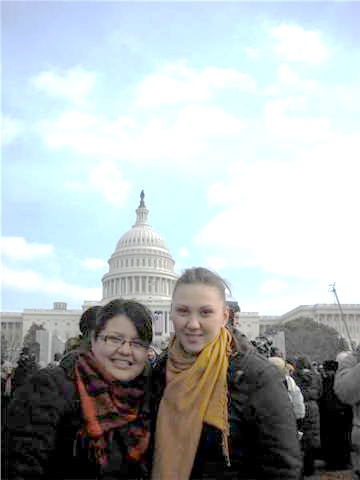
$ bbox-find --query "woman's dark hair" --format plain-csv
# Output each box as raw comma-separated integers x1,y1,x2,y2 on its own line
79,306,101,337
95,299,153,345
173,267,231,303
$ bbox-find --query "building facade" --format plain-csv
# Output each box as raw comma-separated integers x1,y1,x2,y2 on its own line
274,303,360,348
233,311,260,341
0,302,81,364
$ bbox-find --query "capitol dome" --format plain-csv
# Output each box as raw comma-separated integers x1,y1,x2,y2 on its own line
115,222,169,254
101,191,178,341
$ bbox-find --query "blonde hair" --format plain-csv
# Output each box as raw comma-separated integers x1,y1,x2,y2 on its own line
173,267,231,303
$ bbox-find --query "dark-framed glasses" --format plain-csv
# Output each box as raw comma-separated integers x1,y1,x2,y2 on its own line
98,334,148,351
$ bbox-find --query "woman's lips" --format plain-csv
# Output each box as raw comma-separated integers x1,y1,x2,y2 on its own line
111,359,132,367
185,334,203,342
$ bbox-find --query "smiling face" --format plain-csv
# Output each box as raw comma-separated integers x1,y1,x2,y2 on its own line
91,314,148,382
171,283,229,355
233,311,241,328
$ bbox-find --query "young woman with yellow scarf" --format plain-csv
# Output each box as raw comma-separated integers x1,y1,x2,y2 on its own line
151,267,302,480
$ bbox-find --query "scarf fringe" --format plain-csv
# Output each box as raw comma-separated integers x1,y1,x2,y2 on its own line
222,430,231,467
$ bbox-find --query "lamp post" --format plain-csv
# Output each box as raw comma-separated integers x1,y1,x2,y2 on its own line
329,282,353,351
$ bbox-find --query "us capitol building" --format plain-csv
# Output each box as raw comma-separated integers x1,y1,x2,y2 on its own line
2,192,360,364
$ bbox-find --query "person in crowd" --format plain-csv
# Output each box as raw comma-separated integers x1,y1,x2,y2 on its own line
6,299,153,480
11,346,39,394
270,346,284,358
227,306,235,330
251,335,274,358
1,361,13,401
268,356,305,427
1,361,13,425
320,360,352,471
151,267,302,480
48,352,62,368
335,346,360,479
147,346,159,367
286,358,297,377
293,355,323,477
228,309,254,354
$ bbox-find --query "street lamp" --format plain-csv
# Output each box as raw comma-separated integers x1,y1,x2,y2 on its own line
329,282,353,351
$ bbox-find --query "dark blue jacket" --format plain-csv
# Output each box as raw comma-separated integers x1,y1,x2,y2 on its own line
151,344,302,480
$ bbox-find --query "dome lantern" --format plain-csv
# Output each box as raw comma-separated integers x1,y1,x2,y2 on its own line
134,190,149,226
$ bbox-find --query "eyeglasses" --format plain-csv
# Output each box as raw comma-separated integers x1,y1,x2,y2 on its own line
98,334,148,352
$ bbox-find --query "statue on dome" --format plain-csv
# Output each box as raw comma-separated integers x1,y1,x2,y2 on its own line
140,190,145,207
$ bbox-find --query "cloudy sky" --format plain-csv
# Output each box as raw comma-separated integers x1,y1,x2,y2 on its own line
2,0,359,315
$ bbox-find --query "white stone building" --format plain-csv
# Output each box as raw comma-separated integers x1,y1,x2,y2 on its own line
0,302,81,363
274,303,360,348
233,311,260,341
101,191,178,347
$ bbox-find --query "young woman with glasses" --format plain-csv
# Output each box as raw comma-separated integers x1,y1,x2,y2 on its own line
6,299,153,480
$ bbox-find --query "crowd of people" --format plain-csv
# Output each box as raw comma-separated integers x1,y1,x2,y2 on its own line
1,266,357,480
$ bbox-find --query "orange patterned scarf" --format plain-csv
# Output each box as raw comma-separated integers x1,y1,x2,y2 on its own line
74,352,150,465
152,327,232,480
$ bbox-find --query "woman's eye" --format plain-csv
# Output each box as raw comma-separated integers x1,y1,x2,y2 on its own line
201,310,212,316
176,307,188,314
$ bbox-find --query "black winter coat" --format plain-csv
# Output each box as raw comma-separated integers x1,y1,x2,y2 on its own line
4,353,151,480
151,347,303,480
293,368,322,450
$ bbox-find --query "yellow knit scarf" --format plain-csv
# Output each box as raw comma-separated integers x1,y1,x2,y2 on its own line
152,327,232,480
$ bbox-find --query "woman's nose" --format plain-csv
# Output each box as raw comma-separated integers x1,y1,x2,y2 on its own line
186,314,201,329
117,340,132,354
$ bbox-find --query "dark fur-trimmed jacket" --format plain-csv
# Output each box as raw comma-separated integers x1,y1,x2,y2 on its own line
4,351,151,480
151,343,303,480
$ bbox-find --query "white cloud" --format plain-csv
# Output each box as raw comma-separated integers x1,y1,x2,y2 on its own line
31,67,97,104
81,258,108,270
260,279,288,294
195,132,360,286
39,110,99,149
2,266,101,303
206,257,229,270
1,117,23,145
1,237,54,260
38,104,245,167
136,61,256,107
176,104,245,138
178,247,190,258
65,160,131,206
270,24,329,64
263,96,330,143
278,64,301,85
89,161,131,206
